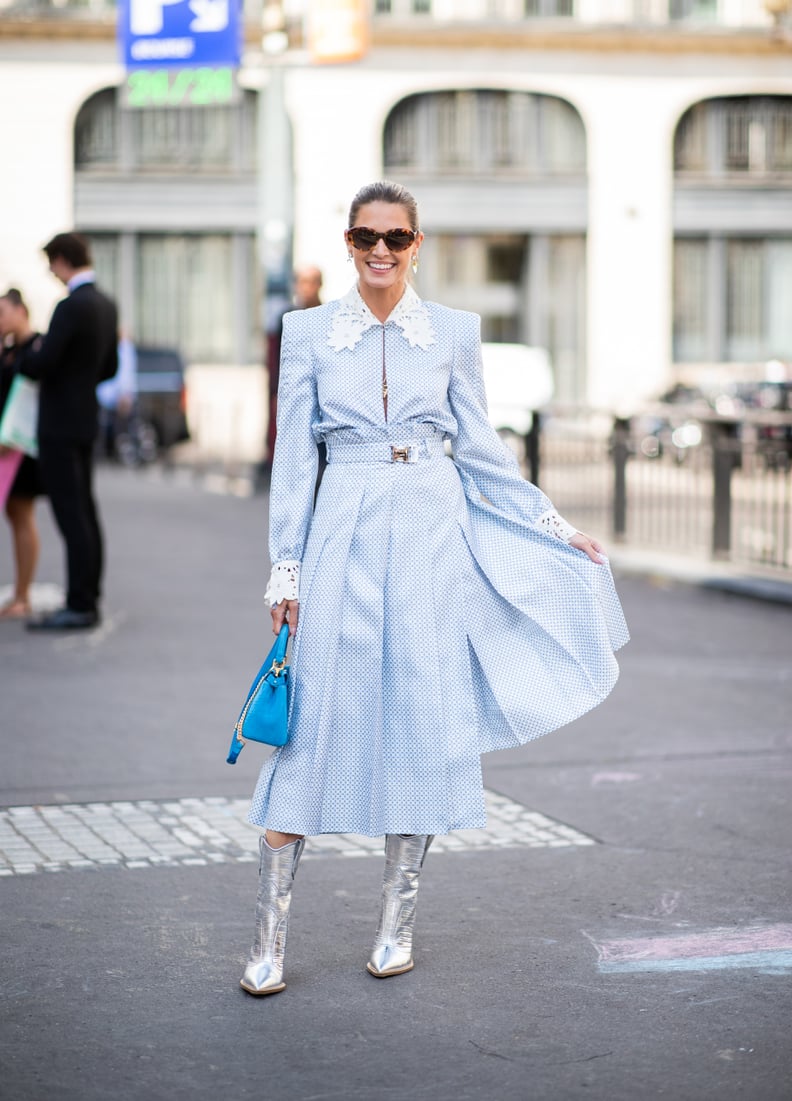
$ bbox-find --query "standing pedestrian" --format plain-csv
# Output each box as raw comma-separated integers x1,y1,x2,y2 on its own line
240,181,629,996
264,265,324,471
292,265,323,311
0,289,44,618
97,329,138,460
21,233,118,630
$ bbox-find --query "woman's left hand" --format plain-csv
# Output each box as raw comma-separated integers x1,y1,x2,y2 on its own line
569,531,606,564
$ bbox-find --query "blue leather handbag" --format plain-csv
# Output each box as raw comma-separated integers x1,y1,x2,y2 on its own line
227,625,290,764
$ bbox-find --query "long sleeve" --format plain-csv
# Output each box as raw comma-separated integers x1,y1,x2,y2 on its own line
18,299,73,382
448,312,577,541
266,311,320,601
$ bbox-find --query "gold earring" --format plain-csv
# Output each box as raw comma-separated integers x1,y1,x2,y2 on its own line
411,253,419,274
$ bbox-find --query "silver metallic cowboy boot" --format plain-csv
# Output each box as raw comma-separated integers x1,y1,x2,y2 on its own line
367,833,434,978
240,835,305,996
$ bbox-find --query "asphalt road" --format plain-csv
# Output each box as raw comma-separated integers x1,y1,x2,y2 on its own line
1,466,791,1101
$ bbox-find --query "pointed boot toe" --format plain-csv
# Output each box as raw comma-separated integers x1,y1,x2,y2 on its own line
240,958,287,996
366,944,415,978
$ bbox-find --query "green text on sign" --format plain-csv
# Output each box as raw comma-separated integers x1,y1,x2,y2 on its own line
125,67,237,109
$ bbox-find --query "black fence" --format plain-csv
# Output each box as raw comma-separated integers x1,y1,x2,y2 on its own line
520,406,792,576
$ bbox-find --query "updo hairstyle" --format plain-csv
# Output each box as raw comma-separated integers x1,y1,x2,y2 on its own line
347,181,419,232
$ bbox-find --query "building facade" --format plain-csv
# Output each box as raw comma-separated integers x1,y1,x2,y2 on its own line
1,0,791,455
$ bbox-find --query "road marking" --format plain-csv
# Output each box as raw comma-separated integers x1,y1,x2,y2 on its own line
588,924,792,976
0,791,594,877
0,582,63,613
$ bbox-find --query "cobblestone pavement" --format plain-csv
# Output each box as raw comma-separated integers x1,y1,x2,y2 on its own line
0,788,594,876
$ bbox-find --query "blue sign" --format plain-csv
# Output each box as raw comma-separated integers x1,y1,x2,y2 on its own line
118,0,241,70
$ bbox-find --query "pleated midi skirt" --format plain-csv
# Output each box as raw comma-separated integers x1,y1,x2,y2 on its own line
249,445,627,837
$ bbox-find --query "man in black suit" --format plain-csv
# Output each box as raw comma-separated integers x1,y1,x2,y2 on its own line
22,233,118,630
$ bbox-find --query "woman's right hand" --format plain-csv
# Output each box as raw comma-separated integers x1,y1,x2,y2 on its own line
271,598,299,637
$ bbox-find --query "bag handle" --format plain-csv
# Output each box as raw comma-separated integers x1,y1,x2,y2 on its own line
270,623,290,671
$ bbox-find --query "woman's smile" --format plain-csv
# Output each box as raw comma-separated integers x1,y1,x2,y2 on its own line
347,201,421,314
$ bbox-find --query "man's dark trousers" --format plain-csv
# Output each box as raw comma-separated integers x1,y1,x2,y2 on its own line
21,280,118,617
38,438,103,614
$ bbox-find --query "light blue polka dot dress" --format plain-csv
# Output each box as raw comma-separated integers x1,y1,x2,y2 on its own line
249,286,629,837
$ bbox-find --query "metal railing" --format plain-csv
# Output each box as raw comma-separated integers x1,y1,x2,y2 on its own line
524,406,792,575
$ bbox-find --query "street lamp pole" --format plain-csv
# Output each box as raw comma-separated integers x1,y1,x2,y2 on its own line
256,1,292,476
258,3,292,367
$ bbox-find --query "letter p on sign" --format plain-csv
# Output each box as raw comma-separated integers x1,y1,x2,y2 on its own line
130,0,183,36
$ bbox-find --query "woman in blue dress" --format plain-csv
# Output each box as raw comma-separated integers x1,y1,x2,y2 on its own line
240,181,629,996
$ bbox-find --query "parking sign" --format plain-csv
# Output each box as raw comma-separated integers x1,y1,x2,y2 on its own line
118,0,241,69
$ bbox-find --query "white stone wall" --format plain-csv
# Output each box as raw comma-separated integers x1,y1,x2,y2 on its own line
0,47,122,332
282,54,792,409
376,0,775,24
1,36,791,457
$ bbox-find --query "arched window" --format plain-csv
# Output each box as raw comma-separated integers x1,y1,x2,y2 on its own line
74,87,262,364
75,87,257,173
75,89,117,168
673,96,792,365
384,89,587,401
675,96,792,177
385,90,585,176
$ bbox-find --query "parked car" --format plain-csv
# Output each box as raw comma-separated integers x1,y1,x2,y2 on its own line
134,345,190,453
480,343,554,436
730,381,792,469
479,343,554,465
635,413,704,463
639,378,792,469
634,384,710,463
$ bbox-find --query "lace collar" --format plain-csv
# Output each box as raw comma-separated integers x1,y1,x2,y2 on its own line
327,284,436,353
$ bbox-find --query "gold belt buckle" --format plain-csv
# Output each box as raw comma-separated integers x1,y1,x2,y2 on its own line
391,445,411,463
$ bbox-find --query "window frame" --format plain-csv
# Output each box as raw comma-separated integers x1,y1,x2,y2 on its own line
384,89,586,178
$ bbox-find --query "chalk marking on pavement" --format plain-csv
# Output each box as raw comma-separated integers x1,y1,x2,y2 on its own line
0,582,123,649
588,924,792,976
0,791,595,877
0,582,63,613
50,610,126,651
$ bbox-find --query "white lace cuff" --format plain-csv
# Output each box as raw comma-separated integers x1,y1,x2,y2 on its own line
537,509,578,543
265,560,300,605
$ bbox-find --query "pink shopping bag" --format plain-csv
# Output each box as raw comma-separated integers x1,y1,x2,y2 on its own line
0,449,23,509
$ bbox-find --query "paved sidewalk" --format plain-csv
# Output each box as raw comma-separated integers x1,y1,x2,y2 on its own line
1,467,790,1101
0,791,593,877
609,545,792,606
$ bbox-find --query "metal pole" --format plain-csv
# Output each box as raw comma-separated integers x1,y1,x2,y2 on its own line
256,5,293,477
711,421,734,560
257,57,292,341
612,416,630,542
525,410,541,487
